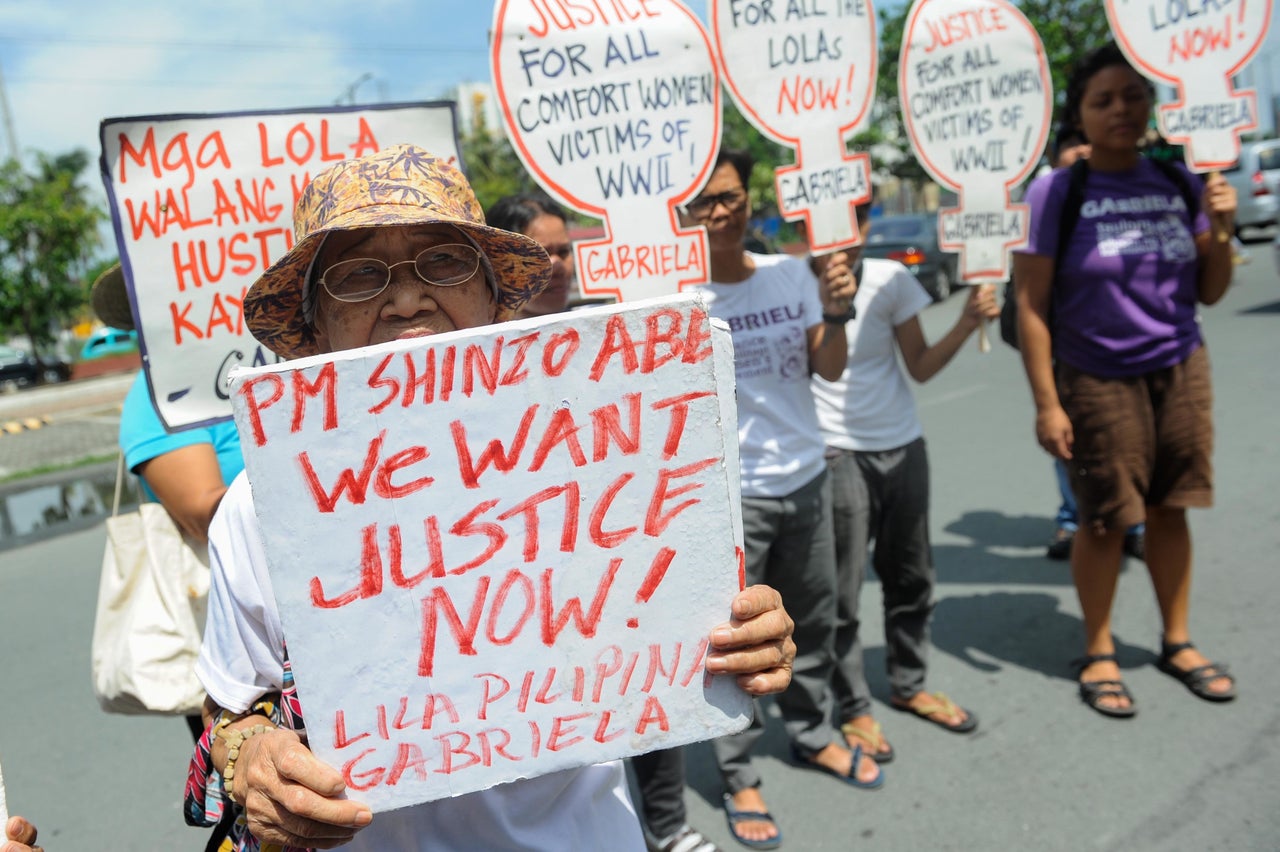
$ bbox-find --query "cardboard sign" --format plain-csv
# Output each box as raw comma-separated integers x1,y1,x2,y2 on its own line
899,0,1051,281
491,1,720,302
712,0,877,252
99,103,460,431
1106,0,1272,170
229,294,749,811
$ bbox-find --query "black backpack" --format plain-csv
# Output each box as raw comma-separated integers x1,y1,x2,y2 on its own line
999,157,1199,349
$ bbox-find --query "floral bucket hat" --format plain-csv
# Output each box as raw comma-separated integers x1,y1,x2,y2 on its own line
244,144,551,360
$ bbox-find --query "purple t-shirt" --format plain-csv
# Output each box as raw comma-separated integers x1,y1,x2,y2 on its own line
1022,158,1209,377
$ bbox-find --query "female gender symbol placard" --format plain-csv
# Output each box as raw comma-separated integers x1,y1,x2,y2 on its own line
1106,0,1271,170
899,0,1051,282
712,0,878,253
492,1,721,303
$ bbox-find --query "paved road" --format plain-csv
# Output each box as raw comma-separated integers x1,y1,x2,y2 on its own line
0,256,1277,850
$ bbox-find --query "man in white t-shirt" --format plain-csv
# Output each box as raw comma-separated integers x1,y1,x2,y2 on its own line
187,145,798,852
686,149,863,850
811,201,998,765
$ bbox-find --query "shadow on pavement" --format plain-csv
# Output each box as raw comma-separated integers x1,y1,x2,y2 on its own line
928,591,1154,681
944,509,1056,550
1237,299,1280,315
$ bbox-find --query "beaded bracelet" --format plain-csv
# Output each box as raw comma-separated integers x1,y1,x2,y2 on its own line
214,720,276,805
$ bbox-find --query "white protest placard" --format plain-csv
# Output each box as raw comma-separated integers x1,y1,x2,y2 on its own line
229,293,749,811
1106,0,1271,170
899,0,1051,282
0,755,7,827
713,0,878,252
491,1,720,302
100,103,460,431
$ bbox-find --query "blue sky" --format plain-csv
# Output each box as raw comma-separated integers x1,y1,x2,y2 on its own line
0,1,502,163
1,1,1276,169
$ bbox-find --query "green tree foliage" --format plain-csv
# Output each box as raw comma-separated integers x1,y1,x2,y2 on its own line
458,92,540,213
0,149,104,373
857,0,1112,187
720,100,792,208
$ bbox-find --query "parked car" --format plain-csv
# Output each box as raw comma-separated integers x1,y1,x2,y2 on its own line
0,345,68,391
861,212,959,301
1221,139,1280,237
79,327,138,360
0,345,39,392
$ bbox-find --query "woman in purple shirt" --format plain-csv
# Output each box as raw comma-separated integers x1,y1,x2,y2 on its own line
1013,43,1238,718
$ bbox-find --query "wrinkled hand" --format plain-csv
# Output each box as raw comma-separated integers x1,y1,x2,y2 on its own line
706,584,796,696
1035,405,1073,460
817,251,857,314
3,816,42,852
1202,172,1236,240
962,283,1001,329
232,727,372,849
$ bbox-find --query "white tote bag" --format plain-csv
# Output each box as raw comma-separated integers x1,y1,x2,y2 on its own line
90,454,209,716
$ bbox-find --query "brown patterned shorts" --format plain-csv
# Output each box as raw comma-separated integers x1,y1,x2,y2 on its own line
1056,346,1214,534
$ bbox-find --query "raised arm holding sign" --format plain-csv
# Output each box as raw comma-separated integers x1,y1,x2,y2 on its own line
491,0,721,303
898,0,1051,348
712,0,878,253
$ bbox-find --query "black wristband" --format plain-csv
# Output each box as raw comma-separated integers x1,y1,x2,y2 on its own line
822,306,856,324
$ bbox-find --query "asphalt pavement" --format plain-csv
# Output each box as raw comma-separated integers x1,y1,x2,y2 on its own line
0,253,1277,851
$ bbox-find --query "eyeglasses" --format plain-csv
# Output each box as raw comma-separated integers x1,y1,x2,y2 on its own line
682,188,748,219
318,243,481,303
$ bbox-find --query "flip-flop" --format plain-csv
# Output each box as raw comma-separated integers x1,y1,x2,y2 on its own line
840,719,895,764
790,744,884,790
1157,641,1237,702
890,692,979,734
723,793,782,850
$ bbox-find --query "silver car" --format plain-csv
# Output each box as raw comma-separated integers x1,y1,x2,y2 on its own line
1221,139,1280,236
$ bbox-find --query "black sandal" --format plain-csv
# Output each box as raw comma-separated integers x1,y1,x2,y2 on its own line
1073,653,1137,718
1157,641,1237,702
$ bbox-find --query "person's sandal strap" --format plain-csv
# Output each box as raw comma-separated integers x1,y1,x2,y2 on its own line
840,720,884,750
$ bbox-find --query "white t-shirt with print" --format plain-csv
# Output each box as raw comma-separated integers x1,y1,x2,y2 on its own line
197,473,645,852
694,253,827,498
812,258,932,452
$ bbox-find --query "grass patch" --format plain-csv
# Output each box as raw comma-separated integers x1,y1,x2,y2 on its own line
0,452,118,485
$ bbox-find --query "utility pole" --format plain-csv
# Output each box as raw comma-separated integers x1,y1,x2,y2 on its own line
0,58,19,162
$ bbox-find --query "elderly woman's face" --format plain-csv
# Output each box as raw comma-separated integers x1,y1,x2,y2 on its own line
311,224,496,353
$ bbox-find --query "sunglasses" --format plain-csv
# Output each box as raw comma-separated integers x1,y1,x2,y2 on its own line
318,243,481,303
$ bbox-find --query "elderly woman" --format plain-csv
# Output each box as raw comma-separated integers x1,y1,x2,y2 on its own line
183,144,796,851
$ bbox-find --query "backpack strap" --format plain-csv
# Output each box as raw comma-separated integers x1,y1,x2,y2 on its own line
1148,157,1200,222
1054,159,1091,267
